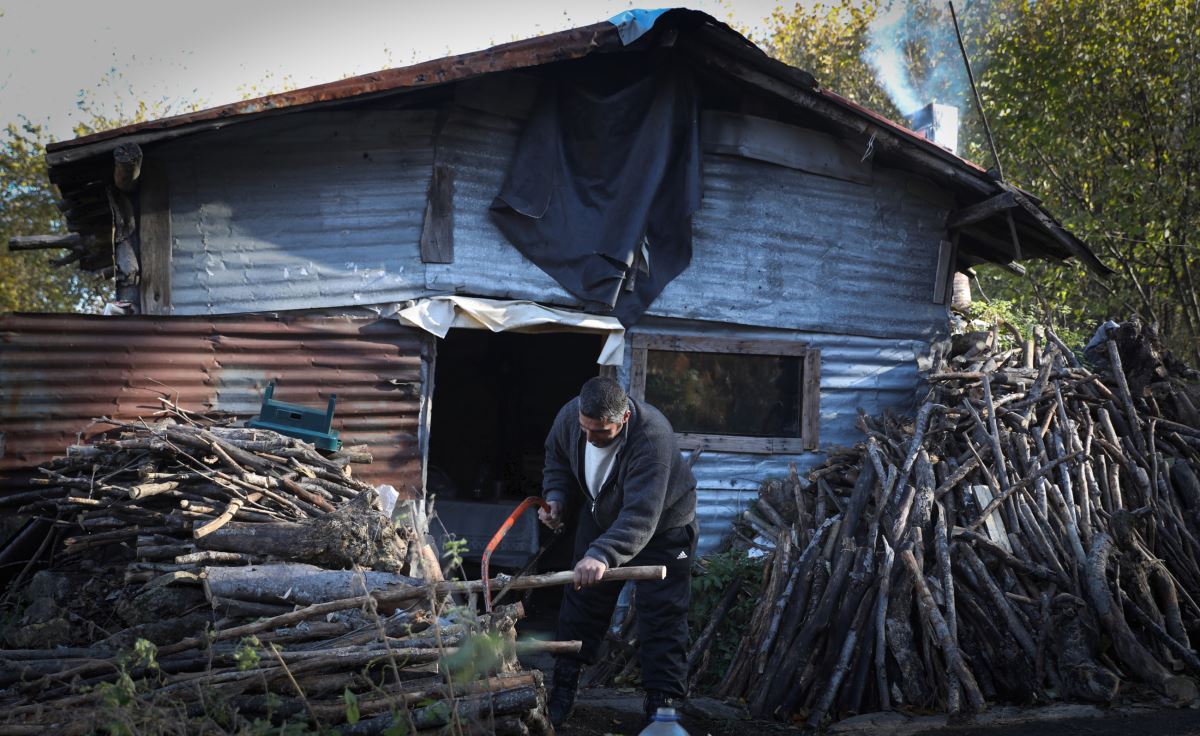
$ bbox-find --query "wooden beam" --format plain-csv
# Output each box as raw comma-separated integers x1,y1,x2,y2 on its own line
419,164,454,263
802,348,822,451
138,162,172,314
675,433,808,455
945,191,1016,229
629,333,808,356
7,233,80,252
958,228,1027,276
629,348,648,401
1005,210,1023,261
1004,183,1113,276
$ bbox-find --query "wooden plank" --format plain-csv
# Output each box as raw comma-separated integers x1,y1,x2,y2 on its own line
138,161,171,315
945,191,1015,230
629,334,807,356
802,348,821,450
420,164,454,264
629,348,648,402
417,337,435,497
675,433,808,455
969,484,1013,553
701,110,872,186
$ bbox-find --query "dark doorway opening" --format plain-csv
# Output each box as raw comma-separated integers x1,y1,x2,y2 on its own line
428,329,600,502
427,329,600,580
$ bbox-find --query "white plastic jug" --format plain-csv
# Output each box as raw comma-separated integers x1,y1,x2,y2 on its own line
637,707,690,735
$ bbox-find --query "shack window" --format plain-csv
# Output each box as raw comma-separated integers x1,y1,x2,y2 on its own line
629,335,820,453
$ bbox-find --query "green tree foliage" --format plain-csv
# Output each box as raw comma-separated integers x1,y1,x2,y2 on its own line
0,121,109,312
759,0,901,117
980,0,1200,361
762,0,1200,360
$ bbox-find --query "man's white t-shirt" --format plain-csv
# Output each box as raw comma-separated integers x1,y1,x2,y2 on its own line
583,435,623,501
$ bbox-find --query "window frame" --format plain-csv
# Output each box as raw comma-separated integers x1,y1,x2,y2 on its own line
628,334,821,454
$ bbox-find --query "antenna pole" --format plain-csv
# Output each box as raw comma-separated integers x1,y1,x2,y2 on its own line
949,1,1004,181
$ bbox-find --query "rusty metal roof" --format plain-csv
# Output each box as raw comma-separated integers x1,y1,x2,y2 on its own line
44,21,626,166
41,8,1107,276
0,314,429,496
39,11,965,175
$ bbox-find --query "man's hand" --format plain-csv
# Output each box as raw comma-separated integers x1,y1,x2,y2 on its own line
539,500,563,529
573,555,608,590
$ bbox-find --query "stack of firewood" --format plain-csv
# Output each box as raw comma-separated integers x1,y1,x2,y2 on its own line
717,320,1200,727
0,414,581,735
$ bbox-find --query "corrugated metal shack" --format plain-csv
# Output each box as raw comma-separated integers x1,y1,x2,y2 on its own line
6,9,1106,557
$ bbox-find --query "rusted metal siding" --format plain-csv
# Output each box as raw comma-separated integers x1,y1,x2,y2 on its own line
163,110,434,315
0,314,429,495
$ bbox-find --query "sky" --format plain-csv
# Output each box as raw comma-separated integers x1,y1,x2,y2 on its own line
0,0,785,142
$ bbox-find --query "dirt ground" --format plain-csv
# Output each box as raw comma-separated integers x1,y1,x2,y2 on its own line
909,708,1200,736
549,690,1200,736
553,690,793,736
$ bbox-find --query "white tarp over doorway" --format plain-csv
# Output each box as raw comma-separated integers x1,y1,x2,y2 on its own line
392,295,625,365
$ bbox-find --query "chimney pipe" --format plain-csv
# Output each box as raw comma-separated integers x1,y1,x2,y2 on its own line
909,103,959,155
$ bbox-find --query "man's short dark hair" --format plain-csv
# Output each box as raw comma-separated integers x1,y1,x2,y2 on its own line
579,377,628,423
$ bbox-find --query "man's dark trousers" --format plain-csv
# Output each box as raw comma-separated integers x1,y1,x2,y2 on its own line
555,510,695,697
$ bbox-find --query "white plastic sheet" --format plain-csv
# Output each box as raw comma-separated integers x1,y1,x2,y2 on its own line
393,295,625,365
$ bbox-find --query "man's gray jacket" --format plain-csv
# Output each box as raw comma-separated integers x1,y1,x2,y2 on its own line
543,396,697,568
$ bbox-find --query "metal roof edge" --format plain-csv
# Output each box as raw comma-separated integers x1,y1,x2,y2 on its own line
40,9,1106,275
45,20,623,166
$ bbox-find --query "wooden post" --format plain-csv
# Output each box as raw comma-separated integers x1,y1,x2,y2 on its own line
138,161,172,314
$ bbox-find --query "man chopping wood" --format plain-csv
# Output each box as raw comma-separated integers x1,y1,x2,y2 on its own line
538,376,698,727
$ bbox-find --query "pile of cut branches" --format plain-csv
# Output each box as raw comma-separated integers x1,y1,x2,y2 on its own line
0,414,576,735
717,320,1200,728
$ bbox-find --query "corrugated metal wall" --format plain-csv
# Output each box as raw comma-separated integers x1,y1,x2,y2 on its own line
162,105,951,344
164,111,435,314
425,109,581,305
625,318,929,554
658,154,950,340
0,314,429,494
425,108,952,343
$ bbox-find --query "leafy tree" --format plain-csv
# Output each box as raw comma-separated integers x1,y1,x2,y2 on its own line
0,68,219,315
761,0,1200,361
0,121,109,313
978,0,1200,362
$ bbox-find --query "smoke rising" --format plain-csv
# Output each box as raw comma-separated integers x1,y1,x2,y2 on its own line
864,3,923,115
863,1,976,121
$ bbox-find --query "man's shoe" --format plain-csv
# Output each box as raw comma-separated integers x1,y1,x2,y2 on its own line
642,689,684,724
548,659,581,727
